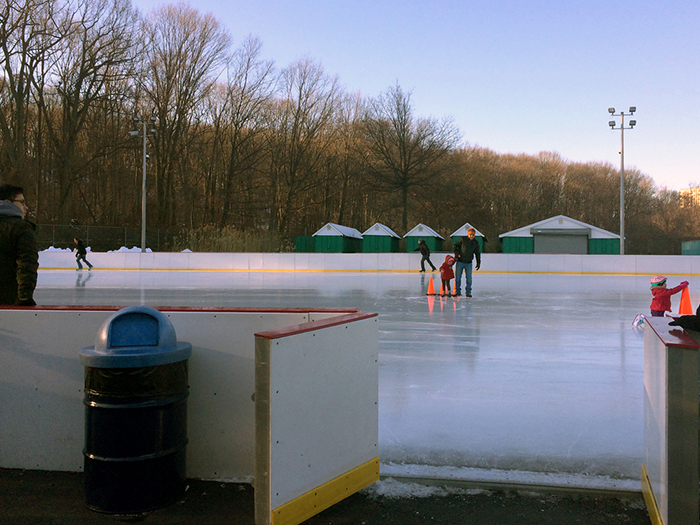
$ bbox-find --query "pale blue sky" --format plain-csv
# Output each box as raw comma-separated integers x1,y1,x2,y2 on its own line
134,0,699,190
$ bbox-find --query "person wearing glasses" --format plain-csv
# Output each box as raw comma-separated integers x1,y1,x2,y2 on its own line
0,184,38,306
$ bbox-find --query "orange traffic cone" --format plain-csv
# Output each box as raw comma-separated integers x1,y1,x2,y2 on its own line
679,286,693,314
426,278,435,296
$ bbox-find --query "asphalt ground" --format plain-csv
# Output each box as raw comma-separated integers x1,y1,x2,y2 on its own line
0,469,651,525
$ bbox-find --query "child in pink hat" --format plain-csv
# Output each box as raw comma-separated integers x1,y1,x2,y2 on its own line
439,255,456,297
650,275,688,317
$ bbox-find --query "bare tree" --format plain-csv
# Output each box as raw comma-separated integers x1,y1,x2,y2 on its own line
140,2,231,227
363,83,461,231
34,0,140,222
266,57,340,235
217,35,276,228
0,0,60,186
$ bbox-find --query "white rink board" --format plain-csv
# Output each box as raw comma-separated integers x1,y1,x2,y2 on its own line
37,250,700,275
0,307,358,479
254,314,379,522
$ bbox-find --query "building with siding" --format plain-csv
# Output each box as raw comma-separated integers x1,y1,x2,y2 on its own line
361,223,401,253
403,223,444,253
311,223,363,253
450,223,486,253
499,215,620,254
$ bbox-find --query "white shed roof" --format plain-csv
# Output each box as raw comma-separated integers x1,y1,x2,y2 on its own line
450,222,485,238
499,215,620,239
403,223,444,240
361,223,401,238
312,223,363,239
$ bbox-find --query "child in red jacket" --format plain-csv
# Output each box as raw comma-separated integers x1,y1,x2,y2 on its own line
439,255,455,297
650,275,689,317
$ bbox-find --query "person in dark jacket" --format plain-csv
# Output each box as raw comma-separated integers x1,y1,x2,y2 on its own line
0,184,38,306
414,238,436,272
73,237,93,271
453,227,481,297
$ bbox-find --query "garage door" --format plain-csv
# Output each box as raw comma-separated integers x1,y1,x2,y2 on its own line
533,234,588,254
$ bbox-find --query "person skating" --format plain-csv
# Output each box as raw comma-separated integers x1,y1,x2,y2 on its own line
414,239,436,272
453,227,480,297
439,255,455,296
649,275,687,317
73,238,94,271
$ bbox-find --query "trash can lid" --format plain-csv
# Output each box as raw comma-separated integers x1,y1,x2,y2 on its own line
79,306,192,368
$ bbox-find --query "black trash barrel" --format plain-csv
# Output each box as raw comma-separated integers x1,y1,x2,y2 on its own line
79,306,192,514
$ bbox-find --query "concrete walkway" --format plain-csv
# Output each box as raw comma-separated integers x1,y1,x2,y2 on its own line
1,469,651,524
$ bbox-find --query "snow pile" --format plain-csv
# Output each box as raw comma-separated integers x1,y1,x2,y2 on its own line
107,246,152,253
361,478,486,499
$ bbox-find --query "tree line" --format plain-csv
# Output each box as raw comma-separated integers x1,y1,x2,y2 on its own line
1,0,695,253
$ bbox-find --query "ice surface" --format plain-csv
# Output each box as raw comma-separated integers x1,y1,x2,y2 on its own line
35,270,661,486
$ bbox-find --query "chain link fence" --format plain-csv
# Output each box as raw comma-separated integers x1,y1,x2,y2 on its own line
35,225,180,252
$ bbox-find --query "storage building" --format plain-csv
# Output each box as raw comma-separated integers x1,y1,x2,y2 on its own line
361,223,401,253
450,223,486,252
499,215,620,254
403,223,444,253
312,223,363,253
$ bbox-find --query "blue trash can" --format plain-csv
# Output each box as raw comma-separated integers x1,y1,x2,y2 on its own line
79,306,192,514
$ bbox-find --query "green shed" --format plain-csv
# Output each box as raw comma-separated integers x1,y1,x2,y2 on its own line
682,240,700,255
361,223,401,253
295,236,316,252
404,223,444,253
312,223,363,253
499,215,620,254
450,222,486,252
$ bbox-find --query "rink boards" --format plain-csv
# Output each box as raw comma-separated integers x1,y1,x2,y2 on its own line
37,251,700,275
0,306,379,525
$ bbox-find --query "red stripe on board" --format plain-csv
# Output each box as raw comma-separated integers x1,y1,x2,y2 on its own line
0,305,360,314
254,312,378,340
645,316,700,349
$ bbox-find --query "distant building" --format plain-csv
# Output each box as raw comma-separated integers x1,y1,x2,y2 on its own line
679,187,700,208
403,223,444,253
499,215,620,254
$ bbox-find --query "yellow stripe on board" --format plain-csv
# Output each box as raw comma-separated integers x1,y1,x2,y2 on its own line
271,457,380,525
641,464,663,525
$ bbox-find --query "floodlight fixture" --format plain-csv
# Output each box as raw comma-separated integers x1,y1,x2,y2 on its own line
128,130,139,137
629,106,636,114
609,121,616,128
629,120,637,127
608,107,615,114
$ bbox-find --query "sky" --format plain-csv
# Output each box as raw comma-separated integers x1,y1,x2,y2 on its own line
132,0,700,191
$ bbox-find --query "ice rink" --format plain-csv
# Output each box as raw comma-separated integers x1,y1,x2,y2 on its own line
35,269,665,488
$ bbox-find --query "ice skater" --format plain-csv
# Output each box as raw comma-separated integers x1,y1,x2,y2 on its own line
453,227,481,297
649,275,687,317
415,239,436,272
73,237,93,271
439,255,455,296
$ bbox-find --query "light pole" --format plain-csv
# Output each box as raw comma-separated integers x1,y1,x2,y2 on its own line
608,106,637,255
129,116,157,252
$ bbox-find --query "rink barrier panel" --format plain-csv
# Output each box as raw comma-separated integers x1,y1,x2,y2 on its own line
0,306,371,482
643,317,700,525
254,313,379,525
641,465,662,525
37,251,700,275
